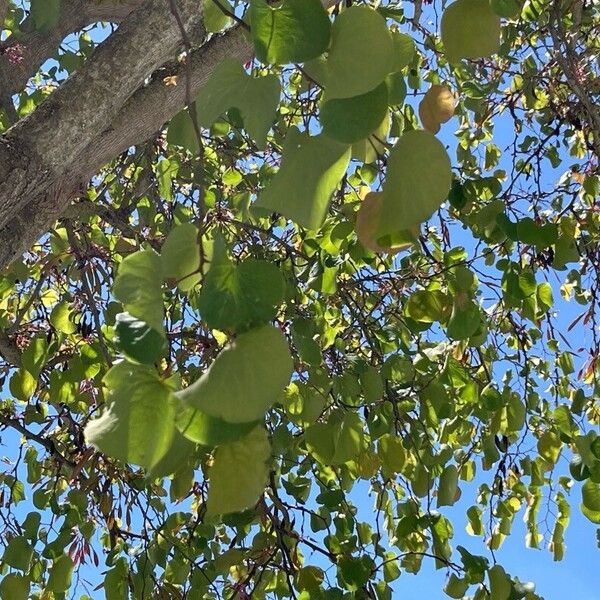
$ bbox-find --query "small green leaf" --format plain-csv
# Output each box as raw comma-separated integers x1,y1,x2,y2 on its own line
582,480,600,512
203,0,233,32
405,290,452,323
50,302,76,334
305,411,364,465
437,464,459,507
84,361,176,470
193,59,281,148
2,536,33,571
250,0,331,64
47,555,74,594
0,574,29,600
537,431,562,465
321,82,389,144
206,426,271,515
256,128,351,229
441,0,501,63
176,325,293,423
488,565,511,600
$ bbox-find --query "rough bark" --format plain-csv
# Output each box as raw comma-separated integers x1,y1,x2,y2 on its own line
0,0,206,231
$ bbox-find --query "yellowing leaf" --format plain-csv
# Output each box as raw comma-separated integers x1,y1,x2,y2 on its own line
441,0,501,63
206,426,270,515
419,84,455,134
176,325,293,423
356,192,417,254
256,128,351,230
377,130,452,239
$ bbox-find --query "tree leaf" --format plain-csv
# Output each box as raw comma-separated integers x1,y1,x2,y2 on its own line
321,82,389,144
176,406,258,447
206,426,270,515
325,6,395,99
114,312,166,365
47,555,74,594
0,575,29,600
376,130,452,239
176,325,293,423
112,249,164,335
405,290,452,323
250,0,331,64
197,256,284,332
488,565,511,600
441,0,501,63
193,58,281,148
419,85,455,134
256,128,351,230
203,0,233,32
2,536,33,571
84,361,176,470
437,464,459,507
161,223,202,291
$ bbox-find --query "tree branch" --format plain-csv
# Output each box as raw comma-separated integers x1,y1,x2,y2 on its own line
0,0,206,231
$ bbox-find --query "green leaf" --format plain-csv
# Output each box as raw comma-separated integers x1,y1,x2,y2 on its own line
377,130,452,239
148,429,197,478
325,5,395,99
161,223,202,291
256,128,351,229
30,0,60,32
50,302,76,334
84,361,176,470
321,82,389,144
206,426,270,515
444,574,469,598
391,31,416,71
338,556,375,591
378,433,406,476
115,312,166,365
296,566,325,592
197,256,284,332
113,249,164,335
2,536,33,571
488,565,511,600
405,290,452,323
351,112,390,163
176,325,293,423
385,72,407,106
441,0,501,63
250,0,331,64
194,58,280,148
447,298,481,340
537,431,562,465
176,406,258,447
582,480,600,512
305,411,364,465
437,464,459,507
0,575,29,600
104,558,129,600
47,555,73,594
203,0,233,32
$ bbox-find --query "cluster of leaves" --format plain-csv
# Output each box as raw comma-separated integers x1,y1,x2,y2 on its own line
0,0,599,599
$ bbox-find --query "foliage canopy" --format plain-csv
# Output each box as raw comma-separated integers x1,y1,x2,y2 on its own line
0,0,599,598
